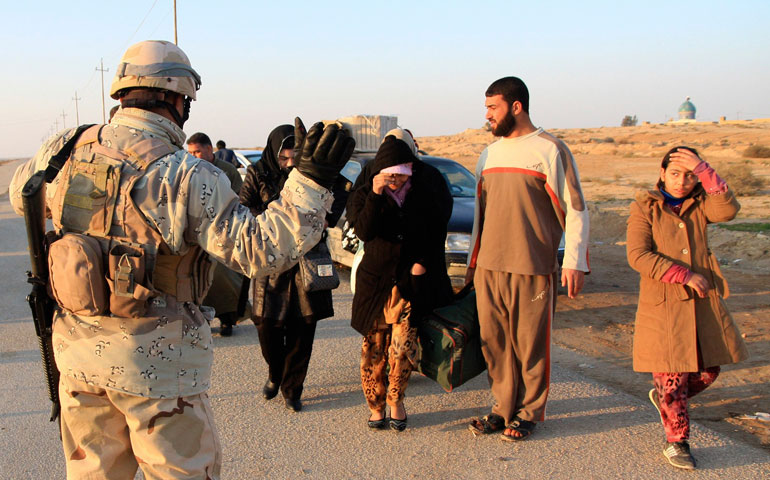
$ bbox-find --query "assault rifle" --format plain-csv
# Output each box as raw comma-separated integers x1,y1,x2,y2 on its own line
21,170,60,422
20,124,94,425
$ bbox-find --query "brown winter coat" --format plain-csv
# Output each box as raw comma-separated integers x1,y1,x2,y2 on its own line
626,186,748,372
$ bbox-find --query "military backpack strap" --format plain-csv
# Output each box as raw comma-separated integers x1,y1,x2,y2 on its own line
43,124,97,183
124,137,176,170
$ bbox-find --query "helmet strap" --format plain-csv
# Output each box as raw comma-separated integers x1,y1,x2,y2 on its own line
182,96,192,124
119,89,186,128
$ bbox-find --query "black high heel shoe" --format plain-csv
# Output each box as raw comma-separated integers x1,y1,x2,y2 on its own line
368,412,387,429
389,415,408,432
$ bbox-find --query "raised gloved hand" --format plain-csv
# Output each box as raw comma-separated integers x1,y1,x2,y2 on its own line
293,117,356,189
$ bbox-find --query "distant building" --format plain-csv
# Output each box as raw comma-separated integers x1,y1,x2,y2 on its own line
678,97,696,120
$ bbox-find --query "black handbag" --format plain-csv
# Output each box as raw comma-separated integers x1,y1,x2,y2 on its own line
298,239,340,292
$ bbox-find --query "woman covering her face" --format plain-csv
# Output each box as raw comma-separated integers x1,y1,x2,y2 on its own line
626,146,748,470
239,124,349,412
346,129,454,431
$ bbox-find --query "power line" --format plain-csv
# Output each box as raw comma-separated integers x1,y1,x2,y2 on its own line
122,0,160,52
148,6,172,38
78,69,98,94
45,1,170,142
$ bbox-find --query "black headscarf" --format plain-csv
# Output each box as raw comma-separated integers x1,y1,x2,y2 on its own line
260,124,295,187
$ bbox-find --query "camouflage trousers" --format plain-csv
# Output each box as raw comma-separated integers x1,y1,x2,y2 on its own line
60,376,221,479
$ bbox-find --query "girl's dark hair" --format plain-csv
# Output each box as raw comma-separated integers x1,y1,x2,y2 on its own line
661,146,699,169
657,145,701,191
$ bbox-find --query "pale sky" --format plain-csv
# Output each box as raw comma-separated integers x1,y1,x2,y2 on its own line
1,0,768,158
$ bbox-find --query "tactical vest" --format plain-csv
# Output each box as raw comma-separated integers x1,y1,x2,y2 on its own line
47,125,213,318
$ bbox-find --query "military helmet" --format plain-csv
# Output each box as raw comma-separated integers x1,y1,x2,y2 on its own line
110,40,201,100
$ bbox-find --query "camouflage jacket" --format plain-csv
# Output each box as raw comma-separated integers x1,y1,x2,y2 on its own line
9,108,332,398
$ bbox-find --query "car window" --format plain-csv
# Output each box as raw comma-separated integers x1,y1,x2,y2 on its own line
430,162,476,197
234,152,249,168
340,160,362,183
234,151,262,168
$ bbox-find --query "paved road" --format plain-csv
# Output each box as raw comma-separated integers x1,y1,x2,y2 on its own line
1,182,768,478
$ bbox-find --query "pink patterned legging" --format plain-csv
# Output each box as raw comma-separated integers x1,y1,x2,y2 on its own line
652,367,721,442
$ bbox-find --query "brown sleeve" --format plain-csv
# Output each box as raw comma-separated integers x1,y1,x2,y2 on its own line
702,189,740,224
626,199,673,280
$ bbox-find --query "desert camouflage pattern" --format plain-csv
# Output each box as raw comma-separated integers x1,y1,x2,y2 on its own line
10,107,333,399
60,376,221,479
110,40,200,100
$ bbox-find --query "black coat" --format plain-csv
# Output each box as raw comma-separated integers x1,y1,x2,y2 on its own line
347,148,453,335
239,125,348,326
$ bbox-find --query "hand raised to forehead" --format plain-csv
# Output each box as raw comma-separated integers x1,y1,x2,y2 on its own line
669,148,702,171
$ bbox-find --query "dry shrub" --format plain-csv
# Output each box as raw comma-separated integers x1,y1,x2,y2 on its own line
743,145,770,158
721,164,767,196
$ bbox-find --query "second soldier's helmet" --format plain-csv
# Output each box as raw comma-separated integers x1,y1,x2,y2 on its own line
110,40,201,100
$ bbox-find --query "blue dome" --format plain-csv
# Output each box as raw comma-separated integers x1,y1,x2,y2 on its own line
678,97,696,113
678,97,696,120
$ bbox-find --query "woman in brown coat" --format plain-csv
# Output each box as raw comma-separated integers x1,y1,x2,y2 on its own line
626,146,748,470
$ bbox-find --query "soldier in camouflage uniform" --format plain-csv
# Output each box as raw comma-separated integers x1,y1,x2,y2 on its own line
9,40,354,480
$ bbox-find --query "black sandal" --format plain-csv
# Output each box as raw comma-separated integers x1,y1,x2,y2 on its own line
500,417,536,442
468,414,506,436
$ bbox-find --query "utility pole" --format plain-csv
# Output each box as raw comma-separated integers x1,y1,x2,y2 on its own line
96,58,109,124
61,110,67,129
54,118,59,131
174,0,178,45
73,91,81,125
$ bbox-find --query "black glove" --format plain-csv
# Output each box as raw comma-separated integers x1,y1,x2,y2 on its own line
293,117,356,189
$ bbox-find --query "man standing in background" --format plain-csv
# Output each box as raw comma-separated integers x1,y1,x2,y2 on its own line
188,133,242,194
466,76,590,441
187,132,246,335
215,139,239,168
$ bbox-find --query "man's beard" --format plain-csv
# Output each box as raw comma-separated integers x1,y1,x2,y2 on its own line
492,111,516,137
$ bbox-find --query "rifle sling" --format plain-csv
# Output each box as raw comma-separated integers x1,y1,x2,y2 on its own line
43,124,97,183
